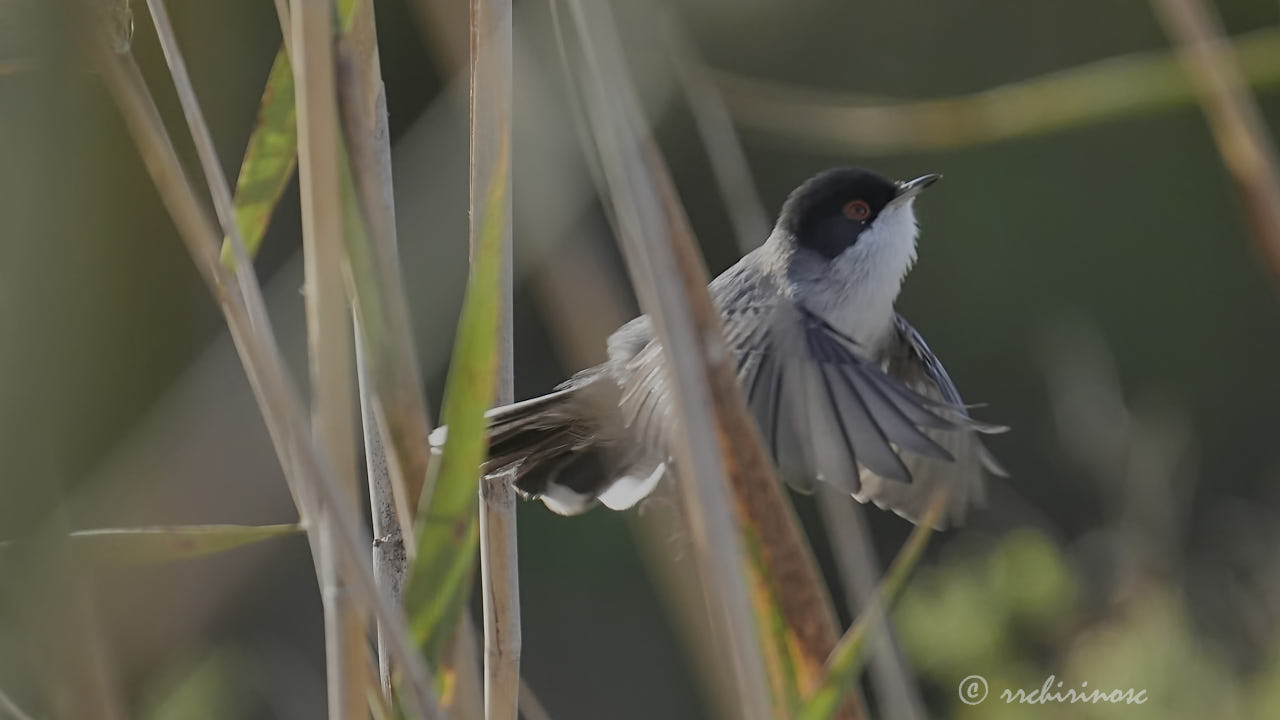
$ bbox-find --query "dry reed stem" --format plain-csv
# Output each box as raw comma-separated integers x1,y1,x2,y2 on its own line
665,22,901,717
272,0,291,54
478,476,520,720
95,42,443,720
639,20,871,720
1149,0,1280,279
557,2,774,716
649,145,865,720
330,2,432,555
357,316,405,694
332,0,426,693
290,0,371,716
469,0,521,717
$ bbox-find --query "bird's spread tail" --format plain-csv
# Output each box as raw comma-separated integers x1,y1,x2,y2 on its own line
430,381,666,515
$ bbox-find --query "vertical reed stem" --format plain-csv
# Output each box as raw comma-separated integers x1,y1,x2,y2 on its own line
470,0,521,717
291,0,370,716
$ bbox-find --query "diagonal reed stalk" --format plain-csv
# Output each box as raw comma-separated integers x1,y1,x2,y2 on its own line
92,23,443,720
287,0,371,716
666,15,919,717
469,1,521,718
1149,0,1280,280
557,4,867,717
554,1,776,716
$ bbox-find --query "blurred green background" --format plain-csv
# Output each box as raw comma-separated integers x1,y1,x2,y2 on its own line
4,0,1280,717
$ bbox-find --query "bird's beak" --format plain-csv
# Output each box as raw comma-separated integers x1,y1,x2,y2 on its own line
894,173,942,202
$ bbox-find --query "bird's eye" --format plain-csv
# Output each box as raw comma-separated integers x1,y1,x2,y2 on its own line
843,199,871,221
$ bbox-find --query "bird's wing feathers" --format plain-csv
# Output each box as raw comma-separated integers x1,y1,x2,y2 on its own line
734,303,969,492
856,314,1008,527
602,292,1004,529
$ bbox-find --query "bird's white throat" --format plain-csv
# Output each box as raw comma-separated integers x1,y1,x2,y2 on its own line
800,199,920,352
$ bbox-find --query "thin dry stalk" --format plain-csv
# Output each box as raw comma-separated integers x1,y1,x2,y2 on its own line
357,314,406,693
329,1,434,553
95,41,443,720
1149,0,1280,279
291,0,371,716
330,0,422,694
272,0,291,54
140,0,275,343
558,2,773,716
469,0,521,717
478,477,520,720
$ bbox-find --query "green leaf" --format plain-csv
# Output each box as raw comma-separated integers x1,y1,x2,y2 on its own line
220,0,366,267
221,48,297,267
403,137,510,665
0,523,304,567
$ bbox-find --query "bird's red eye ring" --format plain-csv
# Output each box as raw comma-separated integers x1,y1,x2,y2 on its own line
843,199,871,221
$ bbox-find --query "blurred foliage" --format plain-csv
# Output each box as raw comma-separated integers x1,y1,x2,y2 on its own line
897,528,1280,719
141,650,255,720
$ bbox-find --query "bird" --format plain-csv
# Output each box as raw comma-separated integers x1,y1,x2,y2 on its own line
448,167,1006,528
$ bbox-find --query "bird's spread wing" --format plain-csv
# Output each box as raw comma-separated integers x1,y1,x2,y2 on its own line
857,314,1008,527
606,297,1005,528
731,303,963,483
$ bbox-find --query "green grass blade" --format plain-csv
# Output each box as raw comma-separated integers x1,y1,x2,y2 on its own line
219,0,365,268
403,136,511,664
797,497,943,720
220,47,297,267
1,523,303,567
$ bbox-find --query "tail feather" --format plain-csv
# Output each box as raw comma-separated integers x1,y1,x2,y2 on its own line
448,378,664,515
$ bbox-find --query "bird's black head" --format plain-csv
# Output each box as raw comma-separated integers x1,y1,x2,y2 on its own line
776,167,938,259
